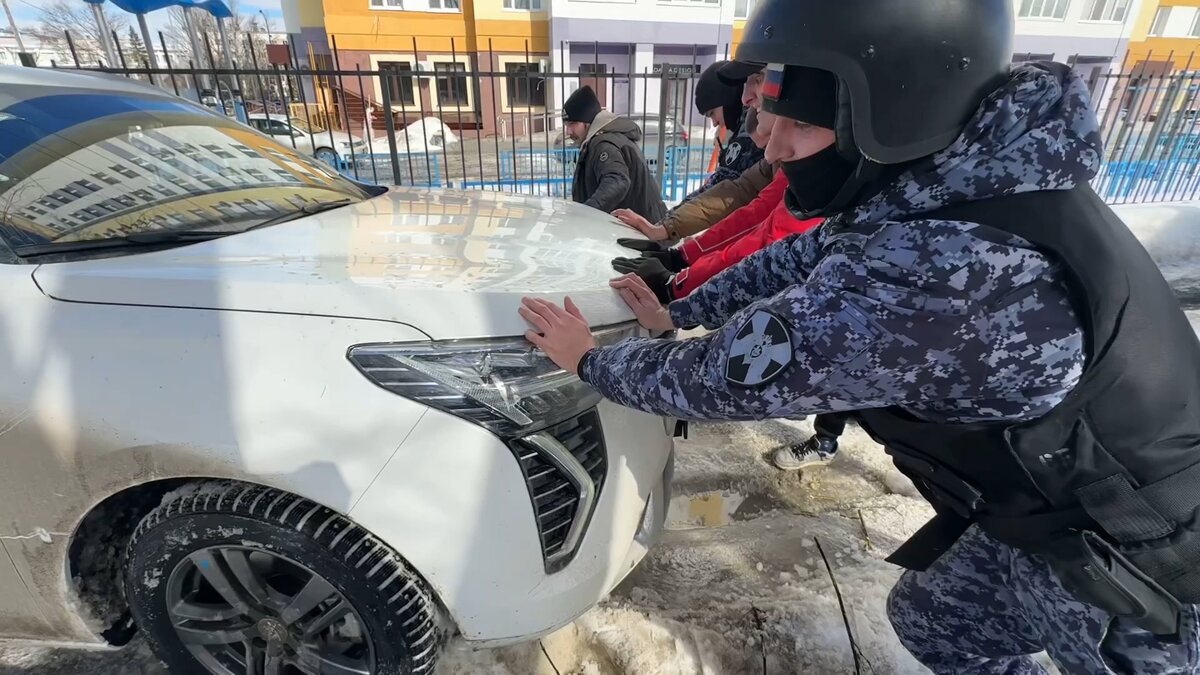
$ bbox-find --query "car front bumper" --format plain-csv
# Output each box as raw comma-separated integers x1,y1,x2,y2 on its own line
349,399,674,644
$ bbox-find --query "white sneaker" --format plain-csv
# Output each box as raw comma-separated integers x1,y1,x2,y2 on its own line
771,436,838,472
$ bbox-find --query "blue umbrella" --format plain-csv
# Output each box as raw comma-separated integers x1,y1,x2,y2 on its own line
87,0,234,81
101,0,232,19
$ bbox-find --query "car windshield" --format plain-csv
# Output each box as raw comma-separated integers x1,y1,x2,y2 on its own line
0,87,371,251
289,117,316,133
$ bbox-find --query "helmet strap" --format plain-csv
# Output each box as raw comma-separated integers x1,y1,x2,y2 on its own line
834,79,860,162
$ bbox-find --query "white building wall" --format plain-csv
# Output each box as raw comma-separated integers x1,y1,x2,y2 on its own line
1014,0,1143,40
0,36,73,68
633,43,658,114
550,0,734,25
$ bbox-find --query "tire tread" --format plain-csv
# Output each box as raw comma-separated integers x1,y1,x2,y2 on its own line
127,480,443,673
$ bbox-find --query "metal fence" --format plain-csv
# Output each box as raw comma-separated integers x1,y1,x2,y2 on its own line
1088,59,1200,205
38,34,1200,206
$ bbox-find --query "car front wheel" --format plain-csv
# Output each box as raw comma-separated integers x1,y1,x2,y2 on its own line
124,481,442,675
314,147,339,167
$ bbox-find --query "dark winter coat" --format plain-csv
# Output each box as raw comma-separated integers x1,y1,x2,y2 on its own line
571,111,668,222
676,108,765,207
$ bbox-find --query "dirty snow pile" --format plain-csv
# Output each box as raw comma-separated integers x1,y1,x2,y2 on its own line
436,418,937,675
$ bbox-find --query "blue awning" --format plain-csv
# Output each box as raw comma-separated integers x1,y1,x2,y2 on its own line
86,0,233,19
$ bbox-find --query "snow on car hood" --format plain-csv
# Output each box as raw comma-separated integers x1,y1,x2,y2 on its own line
32,188,641,339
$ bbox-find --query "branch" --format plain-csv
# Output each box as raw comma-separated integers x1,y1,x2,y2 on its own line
813,537,874,675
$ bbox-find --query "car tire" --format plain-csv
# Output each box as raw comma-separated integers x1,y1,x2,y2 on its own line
314,147,339,166
124,481,443,675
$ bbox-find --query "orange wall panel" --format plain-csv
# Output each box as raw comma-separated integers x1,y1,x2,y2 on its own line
1127,37,1200,69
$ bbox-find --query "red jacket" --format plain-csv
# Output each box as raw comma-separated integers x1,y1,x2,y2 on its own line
678,170,788,264
671,172,821,298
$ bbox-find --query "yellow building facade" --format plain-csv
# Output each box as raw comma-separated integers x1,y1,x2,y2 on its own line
1126,0,1200,71
287,0,552,137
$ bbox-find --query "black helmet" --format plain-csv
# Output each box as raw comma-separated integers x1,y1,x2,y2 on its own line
736,0,1013,164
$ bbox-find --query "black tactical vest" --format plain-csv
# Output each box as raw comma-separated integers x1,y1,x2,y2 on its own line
854,184,1200,634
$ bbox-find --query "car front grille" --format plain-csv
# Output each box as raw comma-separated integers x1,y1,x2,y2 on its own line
511,410,606,573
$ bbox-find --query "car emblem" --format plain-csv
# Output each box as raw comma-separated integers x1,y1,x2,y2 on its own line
725,310,793,387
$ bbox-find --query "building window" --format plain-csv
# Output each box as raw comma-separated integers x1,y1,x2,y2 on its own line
379,61,416,106
503,0,542,9
505,62,546,107
1082,0,1129,22
734,0,756,18
368,0,458,9
1191,9,1200,37
435,62,469,106
1150,7,1171,35
1018,0,1070,19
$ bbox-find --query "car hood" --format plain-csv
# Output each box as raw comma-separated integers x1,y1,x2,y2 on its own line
307,130,361,145
32,188,642,339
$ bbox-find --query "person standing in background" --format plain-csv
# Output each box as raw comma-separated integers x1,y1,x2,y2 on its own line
563,85,667,222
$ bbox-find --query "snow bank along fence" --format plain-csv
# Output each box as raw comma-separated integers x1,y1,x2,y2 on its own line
38,33,1200,206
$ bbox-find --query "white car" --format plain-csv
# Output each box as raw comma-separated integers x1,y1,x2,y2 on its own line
0,67,673,674
247,112,368,166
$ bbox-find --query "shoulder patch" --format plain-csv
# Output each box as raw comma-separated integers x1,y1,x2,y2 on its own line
725,142,742,165
598,151,609,162
725,310,794,387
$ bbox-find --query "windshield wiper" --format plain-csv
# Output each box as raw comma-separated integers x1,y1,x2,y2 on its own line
11,199,356,258
243,198,355,231
13,230,232,257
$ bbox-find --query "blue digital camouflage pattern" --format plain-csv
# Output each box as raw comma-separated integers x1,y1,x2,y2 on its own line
579,63,1098,424
579,62,1200,671
674,108,764,206
888,525,1200,674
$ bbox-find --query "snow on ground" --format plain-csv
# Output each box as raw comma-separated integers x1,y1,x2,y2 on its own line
435,419,935,675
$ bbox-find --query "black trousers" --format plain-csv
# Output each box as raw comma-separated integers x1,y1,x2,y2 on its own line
814,412,851,439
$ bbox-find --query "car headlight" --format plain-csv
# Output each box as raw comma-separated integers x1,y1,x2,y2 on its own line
348,324,638,437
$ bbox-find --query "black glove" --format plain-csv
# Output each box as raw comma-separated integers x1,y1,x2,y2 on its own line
641,247,688,272
617,238,668,254
611,257,674,304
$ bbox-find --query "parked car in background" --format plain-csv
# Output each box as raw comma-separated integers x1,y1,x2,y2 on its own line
554,114,689,148
0,66,674,675
247,112,367,166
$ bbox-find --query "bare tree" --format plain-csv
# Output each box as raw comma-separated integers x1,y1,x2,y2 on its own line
33,0,129,66
163,0,263,68
126,26,148,67
160,1,278,100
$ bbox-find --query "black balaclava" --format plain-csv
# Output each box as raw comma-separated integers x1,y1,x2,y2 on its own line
765,65,859,215
695,61,745,137
779,145,858,214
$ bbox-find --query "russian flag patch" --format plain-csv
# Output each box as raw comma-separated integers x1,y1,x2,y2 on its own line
762,63,786,101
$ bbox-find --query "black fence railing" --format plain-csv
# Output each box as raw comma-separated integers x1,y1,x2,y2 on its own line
38,36,1200,206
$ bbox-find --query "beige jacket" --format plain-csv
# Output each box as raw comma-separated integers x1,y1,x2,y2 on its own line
661,159,776,239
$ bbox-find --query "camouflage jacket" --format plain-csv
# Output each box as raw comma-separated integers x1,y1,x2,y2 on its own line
579,63,1103,424
675,109,764,206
